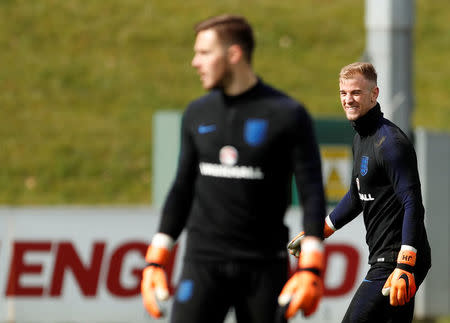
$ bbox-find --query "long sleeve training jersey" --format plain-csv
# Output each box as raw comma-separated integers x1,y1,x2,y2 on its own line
329,104,431,269
158,79,326,261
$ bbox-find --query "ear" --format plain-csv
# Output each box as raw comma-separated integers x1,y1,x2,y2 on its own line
227,44,244,65
371,86,379,102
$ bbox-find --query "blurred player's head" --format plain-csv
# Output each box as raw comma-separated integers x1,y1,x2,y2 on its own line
191,15,255,91
339,62,379,121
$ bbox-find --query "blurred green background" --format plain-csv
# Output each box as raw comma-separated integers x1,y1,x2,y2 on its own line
1,0,449,205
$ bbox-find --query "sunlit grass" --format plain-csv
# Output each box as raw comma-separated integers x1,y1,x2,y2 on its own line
0,0,448,204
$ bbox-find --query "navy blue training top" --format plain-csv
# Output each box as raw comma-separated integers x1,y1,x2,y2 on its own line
329,104,431,269
158,79,326,261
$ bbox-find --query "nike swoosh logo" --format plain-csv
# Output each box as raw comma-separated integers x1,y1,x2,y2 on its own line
198,124,216,134
399,273,410,294
375,136,386,147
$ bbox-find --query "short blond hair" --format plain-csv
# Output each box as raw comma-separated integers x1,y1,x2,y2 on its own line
339,62,377,84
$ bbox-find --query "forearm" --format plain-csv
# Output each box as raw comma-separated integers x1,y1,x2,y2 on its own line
300,180,327,238
291,107,327,238
329,190,362,230
397,186,425,247
159,180,194,239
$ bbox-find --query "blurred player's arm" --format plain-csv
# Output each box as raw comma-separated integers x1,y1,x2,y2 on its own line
291,107,326,239
142,110,198,318
278,107,326,319
159,109,198,239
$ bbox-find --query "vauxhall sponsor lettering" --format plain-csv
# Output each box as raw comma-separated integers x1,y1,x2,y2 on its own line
199,162,264,180
359,193,375,201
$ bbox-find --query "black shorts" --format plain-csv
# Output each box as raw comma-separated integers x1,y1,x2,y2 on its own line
169,259,288,323
342,262,430,323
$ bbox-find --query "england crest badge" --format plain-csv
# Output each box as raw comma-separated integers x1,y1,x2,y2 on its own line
360,156,369,176
244,119,268,147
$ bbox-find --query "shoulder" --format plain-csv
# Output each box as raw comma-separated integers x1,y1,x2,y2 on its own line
184,90,222,117
378,119,413,147
256,82,313,130
376,118,416,161
259,82,306,111
187,90,221,110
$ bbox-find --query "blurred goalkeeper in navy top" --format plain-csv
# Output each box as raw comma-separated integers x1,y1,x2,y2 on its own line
141,14,327,323
288,62,431,323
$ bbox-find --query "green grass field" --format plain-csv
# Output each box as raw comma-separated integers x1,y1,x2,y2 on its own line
1,0,449,205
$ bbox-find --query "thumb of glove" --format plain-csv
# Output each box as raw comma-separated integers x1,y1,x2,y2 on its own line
382,272,393,296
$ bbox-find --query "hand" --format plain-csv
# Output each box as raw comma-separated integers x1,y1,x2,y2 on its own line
279,237,324,318
382,246,417,306
287,231,304,258
141,264,170,318
141,233,174,318
287,216,335,258
382,268,416,306
278,269,323,317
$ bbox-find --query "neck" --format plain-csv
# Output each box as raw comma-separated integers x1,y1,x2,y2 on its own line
223,66,258,96
351,103,383,136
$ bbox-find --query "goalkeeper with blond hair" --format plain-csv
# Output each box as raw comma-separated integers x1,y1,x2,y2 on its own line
288,62,431,323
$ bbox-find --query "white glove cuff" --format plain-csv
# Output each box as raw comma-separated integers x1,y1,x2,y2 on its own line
301,237,324,253
325,215,336,231
400,245,417,253
152,233,175,250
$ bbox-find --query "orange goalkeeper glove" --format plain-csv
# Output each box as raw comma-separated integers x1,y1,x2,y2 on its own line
382,246,417,306
287,216,335,257
141,233,174,318
278,237,324,318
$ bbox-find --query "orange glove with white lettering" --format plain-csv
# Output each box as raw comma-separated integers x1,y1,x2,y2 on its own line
141,233,174,318
382,246,417,306
278,237,324,318
287,216,335,258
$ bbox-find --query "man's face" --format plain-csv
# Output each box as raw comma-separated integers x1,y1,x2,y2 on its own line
339,74,379,121
192,29,229,90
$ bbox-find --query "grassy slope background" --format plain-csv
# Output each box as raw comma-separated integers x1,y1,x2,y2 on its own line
1,0,449,205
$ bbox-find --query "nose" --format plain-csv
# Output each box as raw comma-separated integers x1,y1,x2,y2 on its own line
344,93,354,104
192,54,199,68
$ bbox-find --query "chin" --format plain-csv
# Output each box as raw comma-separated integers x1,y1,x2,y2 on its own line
201,82,213,90
202,80,220,91
345,113,359,121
